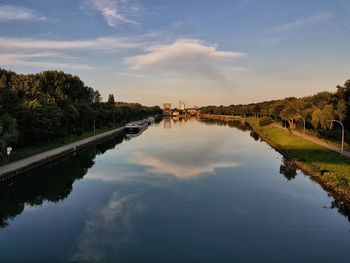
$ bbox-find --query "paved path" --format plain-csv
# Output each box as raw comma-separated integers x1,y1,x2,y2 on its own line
0,126,125,178
272,123,350,157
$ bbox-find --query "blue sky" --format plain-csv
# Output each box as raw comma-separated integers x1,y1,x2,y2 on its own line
0,0,349,106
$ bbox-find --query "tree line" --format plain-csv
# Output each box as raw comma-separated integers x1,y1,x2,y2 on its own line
201,79,350,142
0,68,162,159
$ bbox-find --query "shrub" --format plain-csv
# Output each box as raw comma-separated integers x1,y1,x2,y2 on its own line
259,116,273,126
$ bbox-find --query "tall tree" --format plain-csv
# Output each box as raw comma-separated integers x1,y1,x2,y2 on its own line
336,80,350,128
107,94,115,105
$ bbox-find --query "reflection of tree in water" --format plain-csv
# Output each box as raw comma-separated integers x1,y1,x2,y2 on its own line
250,131,260,141
330,198,350,223
279,157,350,221
154,116,163,124
199,119,249,131
279,157,297,181
0,135,125,228
201,118,350,223
200,118,263,142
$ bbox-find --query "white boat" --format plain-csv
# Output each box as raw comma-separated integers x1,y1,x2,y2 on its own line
125,119,148,134
147,116,155,124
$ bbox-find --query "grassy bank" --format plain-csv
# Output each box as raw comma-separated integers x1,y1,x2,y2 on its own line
1,125,122,166
246,117,350,201
275,119,350,152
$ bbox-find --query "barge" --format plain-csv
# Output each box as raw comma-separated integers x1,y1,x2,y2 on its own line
125,119,148,134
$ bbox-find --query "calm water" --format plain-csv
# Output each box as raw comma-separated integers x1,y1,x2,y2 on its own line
1,118,350,262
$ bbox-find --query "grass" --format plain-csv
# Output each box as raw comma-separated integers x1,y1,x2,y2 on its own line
276,119,350,151
1,125,122,166
246,117,350,200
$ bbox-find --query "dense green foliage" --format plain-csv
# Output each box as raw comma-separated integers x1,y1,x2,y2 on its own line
201,79,350,142
259,116,273,126
0,68,162,158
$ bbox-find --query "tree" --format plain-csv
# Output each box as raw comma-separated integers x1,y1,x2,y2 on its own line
0,67,164,149
311,105,334,130
0,89,20,114
269,101,285,121
280,100,303,129
107,94,115,105
320,104,334,129
336,80,350,128
336,99,346,123
0,114,18,158
0,74,7,89
253,104,261,117
311,107,322,130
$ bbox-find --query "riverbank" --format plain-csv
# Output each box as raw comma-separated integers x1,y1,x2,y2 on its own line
0,126,125,182
0,126,123,166
246,117,350,202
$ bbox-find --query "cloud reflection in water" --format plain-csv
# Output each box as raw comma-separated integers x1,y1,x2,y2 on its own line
71,192,140,262
85,119,245,181
129,121,242,179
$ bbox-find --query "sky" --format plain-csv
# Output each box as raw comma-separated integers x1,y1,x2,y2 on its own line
0,0,349,107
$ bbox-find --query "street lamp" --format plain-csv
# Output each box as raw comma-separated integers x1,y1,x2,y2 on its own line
330,119,344,155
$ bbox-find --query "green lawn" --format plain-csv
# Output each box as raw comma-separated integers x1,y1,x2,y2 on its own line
1,125,122,166
276,119,350,151
246,117,350,199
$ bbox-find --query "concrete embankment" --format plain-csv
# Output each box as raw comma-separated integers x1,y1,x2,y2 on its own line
0,127,125,182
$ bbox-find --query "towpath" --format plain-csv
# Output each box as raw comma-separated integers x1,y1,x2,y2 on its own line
0,127,125,179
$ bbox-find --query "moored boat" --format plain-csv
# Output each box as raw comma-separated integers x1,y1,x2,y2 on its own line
125,119,148,134
147,116,155,124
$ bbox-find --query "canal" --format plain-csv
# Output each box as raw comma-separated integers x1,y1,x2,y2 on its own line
0,118,350,262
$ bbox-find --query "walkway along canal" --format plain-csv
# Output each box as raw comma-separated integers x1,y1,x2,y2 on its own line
0,126,125,182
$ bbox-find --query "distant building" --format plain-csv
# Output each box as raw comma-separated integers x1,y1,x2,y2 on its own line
172,110,180,117
187,108,200,116
163,103,172,116
179,100,186,110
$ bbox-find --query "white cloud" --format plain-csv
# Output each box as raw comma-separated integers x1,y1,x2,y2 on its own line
269,12,334,34
260,36,281,45
0,34,158,72
125,39,246,79
89,0,138,27
0,36,142,51
0,52,93,70
0,5,46,22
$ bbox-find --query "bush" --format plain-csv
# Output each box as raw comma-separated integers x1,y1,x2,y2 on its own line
259,116,273,126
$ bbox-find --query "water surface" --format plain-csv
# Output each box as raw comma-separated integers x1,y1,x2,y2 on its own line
0,118,350,262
